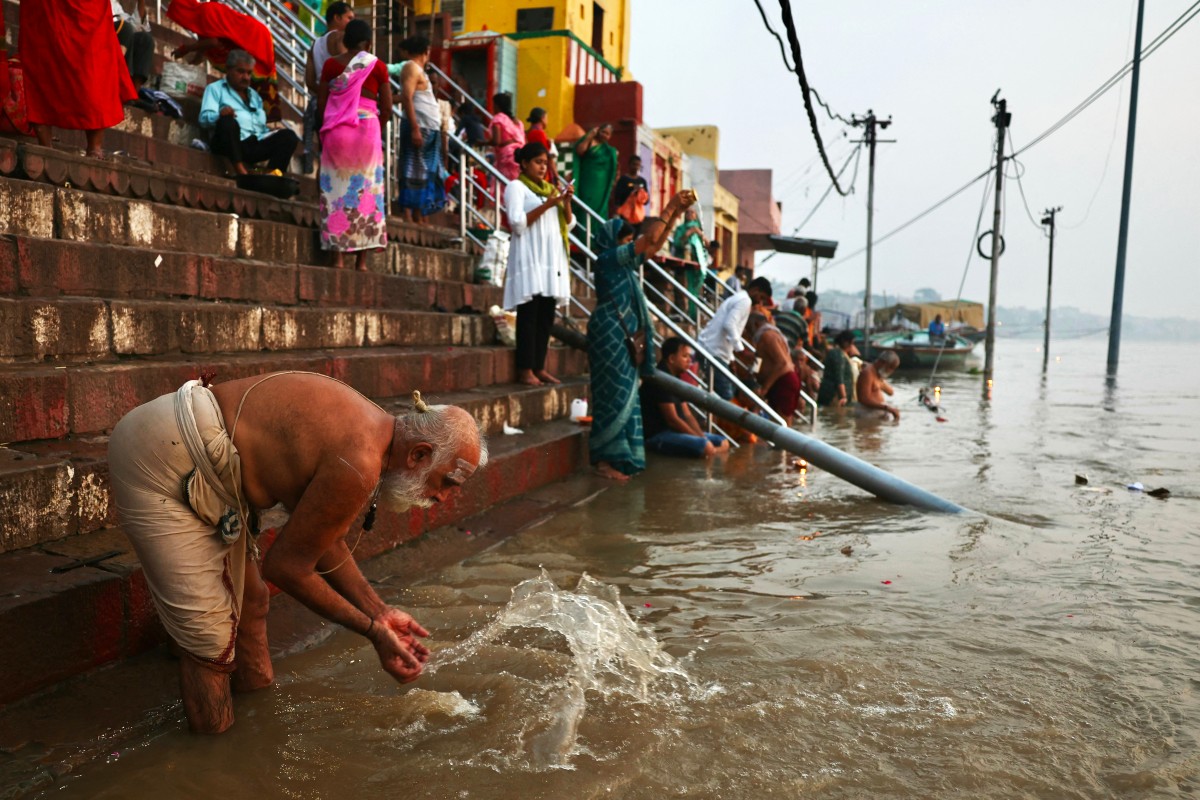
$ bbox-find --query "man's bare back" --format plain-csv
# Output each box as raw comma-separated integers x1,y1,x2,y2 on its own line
212,372,393,514
856,358,900,420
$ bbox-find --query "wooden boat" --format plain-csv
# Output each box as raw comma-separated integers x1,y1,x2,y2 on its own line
869,330,976,368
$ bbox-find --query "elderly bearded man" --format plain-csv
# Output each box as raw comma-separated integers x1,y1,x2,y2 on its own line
108,371,487,733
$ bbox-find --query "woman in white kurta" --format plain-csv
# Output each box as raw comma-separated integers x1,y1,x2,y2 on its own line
503,141,574,386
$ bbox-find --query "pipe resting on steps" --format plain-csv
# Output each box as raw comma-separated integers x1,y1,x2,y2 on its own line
552,324,968,514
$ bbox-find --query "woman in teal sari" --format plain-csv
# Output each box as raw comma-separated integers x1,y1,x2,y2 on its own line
588,191,695,481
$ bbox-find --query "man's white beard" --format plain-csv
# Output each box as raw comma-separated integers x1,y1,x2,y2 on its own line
380,466,435,513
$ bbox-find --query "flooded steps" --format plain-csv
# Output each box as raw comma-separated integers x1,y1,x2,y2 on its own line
0,297,496,362
0,378,588,555
0,417,591,708
0,470,607,791
0,343,588,441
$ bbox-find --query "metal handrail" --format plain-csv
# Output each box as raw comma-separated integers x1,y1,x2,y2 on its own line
194,1,814,425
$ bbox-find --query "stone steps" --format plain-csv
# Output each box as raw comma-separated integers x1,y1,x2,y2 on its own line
0,377,589,554
1,235,500,311
0,415,592,706
0,343,588,442
0,296,495,362
0,469,608,791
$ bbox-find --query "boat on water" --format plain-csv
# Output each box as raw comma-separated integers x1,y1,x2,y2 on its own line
870,330,977,368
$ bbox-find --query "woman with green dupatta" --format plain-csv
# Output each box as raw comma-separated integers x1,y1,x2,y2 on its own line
503,141,573,386
573,123,619,231
588,190,695,481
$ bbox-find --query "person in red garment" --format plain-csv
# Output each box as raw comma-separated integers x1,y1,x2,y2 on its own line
18,0,137,157
166,0,282,122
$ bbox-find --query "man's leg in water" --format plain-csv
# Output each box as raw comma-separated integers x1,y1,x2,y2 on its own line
233,556,274,692
180,655,235,734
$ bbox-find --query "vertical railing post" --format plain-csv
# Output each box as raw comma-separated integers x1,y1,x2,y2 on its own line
459,150,468,252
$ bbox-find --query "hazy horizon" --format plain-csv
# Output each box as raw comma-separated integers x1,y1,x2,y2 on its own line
629,1,1200,322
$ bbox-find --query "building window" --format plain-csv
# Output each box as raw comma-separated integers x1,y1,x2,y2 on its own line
516,7,554,32
441,0,464,33
591,2,605,54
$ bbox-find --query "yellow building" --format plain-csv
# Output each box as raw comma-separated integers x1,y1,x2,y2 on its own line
412,0,631,134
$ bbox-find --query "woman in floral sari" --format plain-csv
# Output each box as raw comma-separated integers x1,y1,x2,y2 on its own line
588,190,694,481
317,20,391,270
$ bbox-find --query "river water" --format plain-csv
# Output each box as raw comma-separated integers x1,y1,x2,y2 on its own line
43,338,1200,799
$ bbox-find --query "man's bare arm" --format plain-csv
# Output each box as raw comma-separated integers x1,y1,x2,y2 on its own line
661,403,702,437
678,403,705,437
756,335,792,394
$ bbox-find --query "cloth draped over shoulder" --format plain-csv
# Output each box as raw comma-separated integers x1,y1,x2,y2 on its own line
502,176,571,310
587,219,656,476
320,51,377,134
19,0,137,130
490,112,525,181
107,381,255,664
573,138,618,217
167,0,276,76
174,381,251,543
519,173,569,254
319,52,387,253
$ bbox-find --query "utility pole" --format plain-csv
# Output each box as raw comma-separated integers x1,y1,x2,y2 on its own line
1107,0,1145,377
850,111,893,355
983,92,1010,395
1040,206,1061,372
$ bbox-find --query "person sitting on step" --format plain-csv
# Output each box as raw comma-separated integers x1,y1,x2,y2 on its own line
199,49,299,176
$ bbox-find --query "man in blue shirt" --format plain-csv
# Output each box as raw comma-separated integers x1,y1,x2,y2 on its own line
928,313,946,340
200,49,298,175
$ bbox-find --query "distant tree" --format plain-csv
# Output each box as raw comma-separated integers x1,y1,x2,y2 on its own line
914,287,942,302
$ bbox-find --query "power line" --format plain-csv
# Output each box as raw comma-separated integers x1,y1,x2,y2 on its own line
774,0,853,196
751,0,853,126
1013,0,1200,158
1005,131,1045,234
751,0,794,72
758,144,863,267
822,0,1200,272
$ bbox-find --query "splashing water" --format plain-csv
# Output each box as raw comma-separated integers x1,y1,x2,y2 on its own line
428,570,691,769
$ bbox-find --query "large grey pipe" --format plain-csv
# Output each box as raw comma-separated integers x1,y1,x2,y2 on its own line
647,370,967,514
551,325,967,513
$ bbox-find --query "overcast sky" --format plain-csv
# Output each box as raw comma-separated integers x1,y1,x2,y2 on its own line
629,0,1199,320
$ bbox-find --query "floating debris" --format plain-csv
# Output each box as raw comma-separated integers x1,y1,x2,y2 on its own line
1147,487,1171,499
1074,474,1089,485
1126,482,1144,492
840,545,853,556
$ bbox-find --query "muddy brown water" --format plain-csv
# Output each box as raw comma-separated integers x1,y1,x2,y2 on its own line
28,339,1200,798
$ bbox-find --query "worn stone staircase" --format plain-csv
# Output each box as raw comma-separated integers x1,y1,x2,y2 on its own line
0,5,592,708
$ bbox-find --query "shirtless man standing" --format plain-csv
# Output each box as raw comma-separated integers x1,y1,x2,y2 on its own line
108,372,487,734
856,351,901,420
397,35,442,224
743,312,803,426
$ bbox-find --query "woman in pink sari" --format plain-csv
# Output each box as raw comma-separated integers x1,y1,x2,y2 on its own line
488,92,524,181
318,20,392,270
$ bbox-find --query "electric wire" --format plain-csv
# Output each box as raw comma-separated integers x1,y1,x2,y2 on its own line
751,0,854,126
1061,0,1137,230
1005,131,1046,234
757,143,863,267
926,148,996,384
1012,0,1200,158
775,0,853,196
823,0,1200,273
